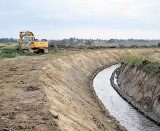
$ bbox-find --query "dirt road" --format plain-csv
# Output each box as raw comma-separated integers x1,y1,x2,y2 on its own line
0,49,156,131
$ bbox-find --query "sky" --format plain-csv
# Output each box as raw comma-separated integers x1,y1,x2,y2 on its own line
1,0,160,39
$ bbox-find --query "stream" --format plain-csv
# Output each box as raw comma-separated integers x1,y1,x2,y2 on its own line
93,64,160,131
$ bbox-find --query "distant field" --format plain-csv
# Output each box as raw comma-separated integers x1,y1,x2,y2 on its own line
61,42,158,49
65,42,158,50
0,41,158,47
0,42,158,60
0,43,17,47
93,42,158,46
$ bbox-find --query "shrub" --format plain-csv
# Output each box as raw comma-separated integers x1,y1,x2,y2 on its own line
130,44,138,48
119,44,126,48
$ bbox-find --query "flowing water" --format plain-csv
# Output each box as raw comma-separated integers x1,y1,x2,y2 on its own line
93,64,160,131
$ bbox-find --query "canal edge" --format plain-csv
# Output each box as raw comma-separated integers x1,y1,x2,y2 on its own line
110,67,160,126
89,62,126,131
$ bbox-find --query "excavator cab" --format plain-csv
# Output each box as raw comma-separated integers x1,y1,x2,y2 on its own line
23,36,34,47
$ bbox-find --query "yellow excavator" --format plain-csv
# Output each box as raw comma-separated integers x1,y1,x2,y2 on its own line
18,31,48,53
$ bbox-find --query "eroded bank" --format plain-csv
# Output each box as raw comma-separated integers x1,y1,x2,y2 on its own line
114,63,160,124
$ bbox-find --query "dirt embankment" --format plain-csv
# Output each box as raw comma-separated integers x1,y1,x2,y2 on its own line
0,49,156,131
115,62,160,124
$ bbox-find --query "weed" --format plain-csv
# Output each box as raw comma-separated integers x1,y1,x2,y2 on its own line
121,52,148,66
146,61,160,73
121,53,160,73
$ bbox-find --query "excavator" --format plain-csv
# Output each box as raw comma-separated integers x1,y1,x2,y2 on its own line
17,31,48,53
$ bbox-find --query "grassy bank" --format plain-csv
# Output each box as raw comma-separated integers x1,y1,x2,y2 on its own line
121,53,160,73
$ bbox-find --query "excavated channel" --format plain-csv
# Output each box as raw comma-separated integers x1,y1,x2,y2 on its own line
93,64,160,131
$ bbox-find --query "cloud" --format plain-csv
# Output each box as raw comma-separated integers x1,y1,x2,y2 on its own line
36,28,160,39
0,0,160,39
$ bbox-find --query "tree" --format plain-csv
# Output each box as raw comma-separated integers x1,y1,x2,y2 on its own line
0,38,18,43
107,39,118,43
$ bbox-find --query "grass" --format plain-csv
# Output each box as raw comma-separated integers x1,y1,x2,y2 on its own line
121,52,160,73
0,45,63,60
0,46,39,60
147,61,160,73
121,52,148,66
48,50,63,54
153,49,160,53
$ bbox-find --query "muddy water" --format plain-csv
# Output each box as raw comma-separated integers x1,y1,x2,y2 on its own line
93,65,160,131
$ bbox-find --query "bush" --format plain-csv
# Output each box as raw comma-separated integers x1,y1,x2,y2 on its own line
119,44,126,48
130,44,138,48
149,44,157,48
85,41,92,46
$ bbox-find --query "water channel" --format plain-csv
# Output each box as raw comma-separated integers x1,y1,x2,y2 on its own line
93,64,160,131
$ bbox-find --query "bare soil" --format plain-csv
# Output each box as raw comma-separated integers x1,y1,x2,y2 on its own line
0,49,155,131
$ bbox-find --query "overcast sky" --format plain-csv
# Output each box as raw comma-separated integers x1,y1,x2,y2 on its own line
1,0,160,39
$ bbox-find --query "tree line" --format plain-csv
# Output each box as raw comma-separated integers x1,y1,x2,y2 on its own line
0,38,18,43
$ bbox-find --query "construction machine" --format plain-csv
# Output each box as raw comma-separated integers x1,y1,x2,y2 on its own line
18,31,48,53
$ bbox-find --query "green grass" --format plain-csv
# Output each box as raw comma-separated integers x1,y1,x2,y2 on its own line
145,61,160,73
48,50,63,54
0,47,39,60
0,46,63,60
121,52,148,65
121,53,160,73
